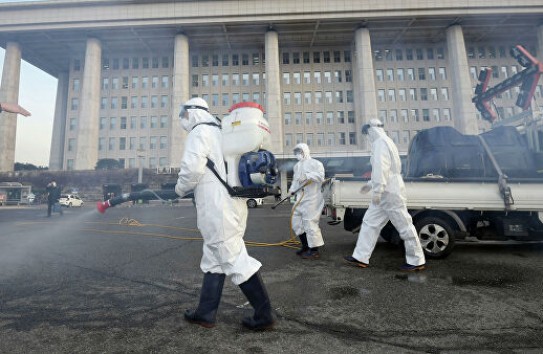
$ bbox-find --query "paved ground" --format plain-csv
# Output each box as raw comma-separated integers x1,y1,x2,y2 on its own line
1,201,543,353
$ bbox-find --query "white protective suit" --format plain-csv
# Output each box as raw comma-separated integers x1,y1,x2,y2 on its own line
288,143,325,248
352,119,426,266
175,98,261,285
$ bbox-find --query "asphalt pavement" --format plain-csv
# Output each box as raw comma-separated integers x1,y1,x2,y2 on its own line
1,202,543,353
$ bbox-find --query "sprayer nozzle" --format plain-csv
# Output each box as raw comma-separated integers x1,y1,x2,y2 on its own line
96,201,110,214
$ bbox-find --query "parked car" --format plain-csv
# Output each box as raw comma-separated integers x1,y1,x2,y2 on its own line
246,198,263,208
59,194,84,207
26,193,36,204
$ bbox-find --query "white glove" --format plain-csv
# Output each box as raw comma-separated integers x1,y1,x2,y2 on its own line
371,193,381,205
360,184,372,194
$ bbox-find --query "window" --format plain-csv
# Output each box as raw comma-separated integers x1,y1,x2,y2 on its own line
293,72,301,85
378,89,386,102
325,91,333,104
443,109,451,121
411,109,419,122
296,133,303,145
305,112,313,125
315,91,322,104
304,92,312,104
284,112,291,125
323,51,330,63
120,116,127,129
407,68,415,81
315,112,323,124
406,48,413,60
295,112,302,125
409,88,417,101
304,71,311,84
433,108,440,122
151,95,158,108
428,67,436,80
72,78,80,91
98,138,105,151
222,94,229,106
349,132,357,145
335,70,343,83
333,51,341,63
401,109,408,122
306,133,313,147
232,54,239,66
387,89,395,102
327,133,335,146
142,76,148,89
395,49,403,61
202,74,209,87
303,52,310,64
109,117,116,130
336,91,343,103
339,132,346,145
150,116,158,128
140,116,147,129
292,52,300,64
252,73,260,85
313,51,320,63
416,48,424,60
112,77,119,90
160,116,168,128
294,92,302,105
390,110,398,123
222,54,229,66
131,77,138,89
386,69,394,81
317,133,324,146
160,136,167,149
344,50,351,62
69,118,76,131
326,112,334,125
396,68,404,81
282,52,290,64
242,53,249,65
399,89,406,101
232,74,240,86
242,73,249,86
441,88,449,100
285,134,292,147
418,68,426,80
67,138,75,152
109,137,116,151
439,67,447,80
336,111,344,124
130,116,137,129
222,74,229,86
420,88,428,101
376,69,384,82
430,88,438,101
283,72,290,85
347,111,355,123
121,96,128,109
345,70,352,82
314,72,321,84
422,109,430,122
379,110,387,123
283,92,291,105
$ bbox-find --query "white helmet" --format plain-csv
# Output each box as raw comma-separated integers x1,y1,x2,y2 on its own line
179,97,209,118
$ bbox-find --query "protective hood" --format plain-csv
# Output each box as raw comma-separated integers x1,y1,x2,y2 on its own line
180,98,215,131
363,119,386,143
293,143,311,160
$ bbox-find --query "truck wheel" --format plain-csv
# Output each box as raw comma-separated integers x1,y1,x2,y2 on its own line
415,217,455,259
247,199,257,208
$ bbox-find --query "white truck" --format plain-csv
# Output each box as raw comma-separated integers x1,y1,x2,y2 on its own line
322,125,543,259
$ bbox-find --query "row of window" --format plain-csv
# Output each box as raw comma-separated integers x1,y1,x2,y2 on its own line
377,88,450,102
190,50,353,68
284,132,357,147
94,116,170,130
284,111,356,126
285,130,418,148
374,47,445,62
283,90,355,105
282,70,353,85
466,45,536,60
95,136,169,151
65,156,169,171
376,67,448,82
72,56,171,72
378,108,452,123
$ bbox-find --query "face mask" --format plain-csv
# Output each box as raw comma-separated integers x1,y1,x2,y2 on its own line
181,117,191,131
295,153,303,161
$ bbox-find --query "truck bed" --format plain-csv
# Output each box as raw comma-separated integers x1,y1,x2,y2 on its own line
324,177,543,212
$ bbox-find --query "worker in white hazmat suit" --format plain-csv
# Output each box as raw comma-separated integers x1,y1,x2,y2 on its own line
344,119,426,271
175,97,274,330
289,143,325,260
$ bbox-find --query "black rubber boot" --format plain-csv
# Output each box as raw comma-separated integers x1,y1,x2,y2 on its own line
302,247,321,260
184,272,226,328
239,272,275,331
295,233,309,256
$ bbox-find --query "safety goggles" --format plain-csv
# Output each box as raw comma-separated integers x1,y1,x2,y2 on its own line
179,104,209,118
293,148,303,155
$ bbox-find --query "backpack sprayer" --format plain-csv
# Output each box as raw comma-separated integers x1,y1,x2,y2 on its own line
97,102,281,214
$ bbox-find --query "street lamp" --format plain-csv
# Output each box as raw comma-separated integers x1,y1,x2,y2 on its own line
137,148,145,183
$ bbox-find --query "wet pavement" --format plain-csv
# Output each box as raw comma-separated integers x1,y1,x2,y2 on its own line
1,202,543,353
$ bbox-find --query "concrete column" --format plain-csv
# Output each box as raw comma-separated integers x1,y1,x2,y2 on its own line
49,71,69,171
170,33,190,169
0,42,22,172
265,29,283,154
446,25,479,135
353,27,377,150
75,38,101,170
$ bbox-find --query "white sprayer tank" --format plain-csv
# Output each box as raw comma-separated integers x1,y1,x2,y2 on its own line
222,102,272,187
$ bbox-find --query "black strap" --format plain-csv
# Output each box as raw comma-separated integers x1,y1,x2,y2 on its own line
192,122,221,130
206,158,236,195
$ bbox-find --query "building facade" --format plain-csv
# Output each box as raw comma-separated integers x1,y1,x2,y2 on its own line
1,0,543,173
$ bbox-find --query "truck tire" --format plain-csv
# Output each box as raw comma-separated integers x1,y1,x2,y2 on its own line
414,217,455,259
